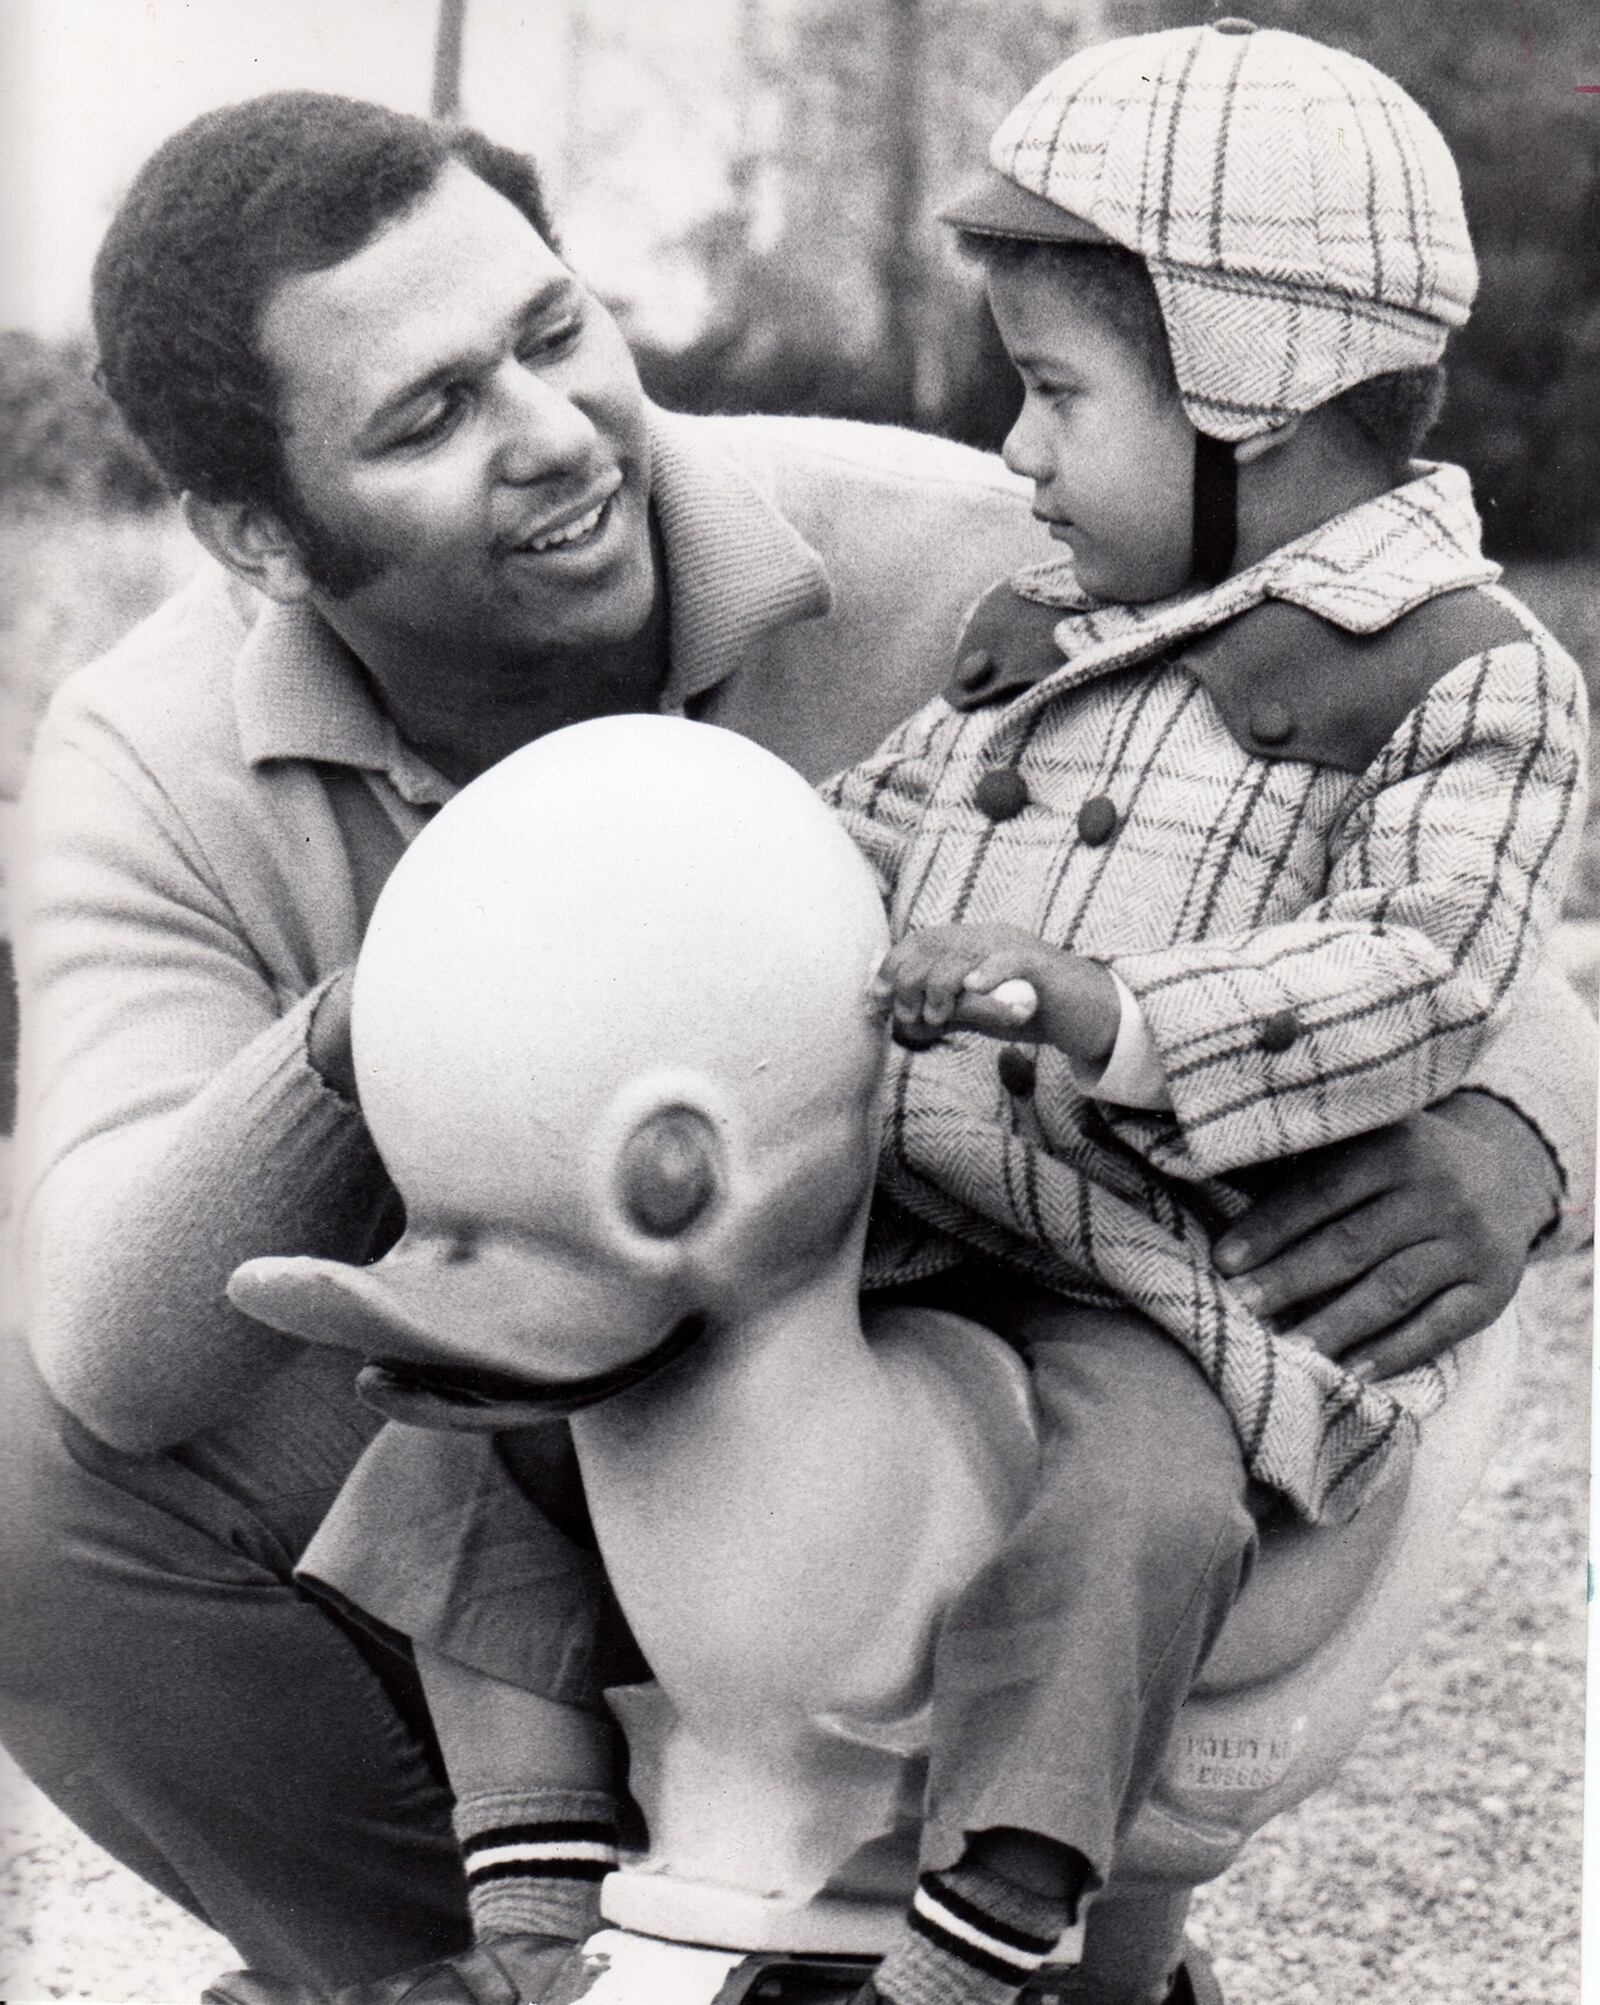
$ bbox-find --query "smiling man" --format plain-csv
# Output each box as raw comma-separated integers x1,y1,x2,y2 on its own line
243,159,663,767
3,90,1593,1994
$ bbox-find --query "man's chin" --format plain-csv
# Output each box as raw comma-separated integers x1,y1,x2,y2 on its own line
512,562,662,661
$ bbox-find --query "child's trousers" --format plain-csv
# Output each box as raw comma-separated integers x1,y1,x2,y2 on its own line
908,1287,1259,1891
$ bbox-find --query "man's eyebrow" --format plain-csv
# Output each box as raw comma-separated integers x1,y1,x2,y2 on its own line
364,275,582,430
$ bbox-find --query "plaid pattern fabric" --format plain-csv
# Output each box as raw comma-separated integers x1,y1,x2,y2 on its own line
987,23,1476,439
825,465,1586,1522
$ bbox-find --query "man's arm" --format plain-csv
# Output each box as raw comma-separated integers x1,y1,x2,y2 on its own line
1214,975,1593,1379
13,715,391,1453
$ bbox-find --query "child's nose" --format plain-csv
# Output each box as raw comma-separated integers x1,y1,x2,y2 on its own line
1001,400,1052,487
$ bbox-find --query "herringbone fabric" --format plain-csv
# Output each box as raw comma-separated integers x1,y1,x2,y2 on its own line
985,23,1476,439
826,465,1585,1522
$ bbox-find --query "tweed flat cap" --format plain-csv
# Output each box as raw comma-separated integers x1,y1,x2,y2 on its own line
943,19,1477,440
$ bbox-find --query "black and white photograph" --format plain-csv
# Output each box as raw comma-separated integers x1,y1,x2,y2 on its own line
1,3,1594,2001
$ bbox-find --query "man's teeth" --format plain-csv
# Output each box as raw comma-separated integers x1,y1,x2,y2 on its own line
525,499,607,553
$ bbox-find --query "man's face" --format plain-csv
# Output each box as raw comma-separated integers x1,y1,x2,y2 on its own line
989,259,1197,604
259,161,656,668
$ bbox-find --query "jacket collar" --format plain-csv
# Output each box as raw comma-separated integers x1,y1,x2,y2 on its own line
1009,461,1500,683
233,405,831,796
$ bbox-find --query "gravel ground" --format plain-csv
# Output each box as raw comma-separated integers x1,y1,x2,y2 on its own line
1191,1250,1591,2005
0,1250,1587,2005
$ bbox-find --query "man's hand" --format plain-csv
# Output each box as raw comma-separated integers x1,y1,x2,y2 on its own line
873,924,1119,1064
1213,1091,1562,1380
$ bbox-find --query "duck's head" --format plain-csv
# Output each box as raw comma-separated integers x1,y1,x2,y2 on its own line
229,716,891,1427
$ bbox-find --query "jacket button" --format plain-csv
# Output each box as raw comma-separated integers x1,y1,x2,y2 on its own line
998,1047,1037,1097
974,768,1030,821
955,648,997,695
1249,700,1295,747
1259,1008,1301,1053
1076,795,1118,846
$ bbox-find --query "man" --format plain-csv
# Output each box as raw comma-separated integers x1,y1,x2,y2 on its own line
4,90,1592,1994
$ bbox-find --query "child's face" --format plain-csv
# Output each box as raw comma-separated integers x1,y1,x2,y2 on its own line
989,260,1198,604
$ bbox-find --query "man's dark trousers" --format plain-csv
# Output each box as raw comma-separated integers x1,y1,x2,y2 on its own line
0,1341,471,1986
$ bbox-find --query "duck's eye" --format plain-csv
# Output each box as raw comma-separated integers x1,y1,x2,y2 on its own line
618,1106,720,1238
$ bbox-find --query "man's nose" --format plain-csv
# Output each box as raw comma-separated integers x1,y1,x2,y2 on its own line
488,361,597,485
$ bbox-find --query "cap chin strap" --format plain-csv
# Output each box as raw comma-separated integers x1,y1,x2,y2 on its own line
1191,430,1238,586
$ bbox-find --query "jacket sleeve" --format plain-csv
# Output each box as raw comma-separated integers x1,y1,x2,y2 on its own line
12,710,395,1454
818,698,960,904
1077,637,1588,1182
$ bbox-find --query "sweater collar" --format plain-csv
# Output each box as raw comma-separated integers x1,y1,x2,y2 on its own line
1009,461,1500,674
233,405,830,795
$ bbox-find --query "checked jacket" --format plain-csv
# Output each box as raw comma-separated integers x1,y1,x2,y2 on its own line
825,464,1587,1521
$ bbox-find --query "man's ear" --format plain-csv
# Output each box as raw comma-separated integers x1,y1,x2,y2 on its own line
180,490,313,604
1234,416,1302,468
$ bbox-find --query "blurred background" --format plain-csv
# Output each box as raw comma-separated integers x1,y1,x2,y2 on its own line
0,2,1593,2000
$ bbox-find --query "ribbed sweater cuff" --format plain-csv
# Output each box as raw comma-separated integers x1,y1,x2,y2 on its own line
1464,969,1595,1255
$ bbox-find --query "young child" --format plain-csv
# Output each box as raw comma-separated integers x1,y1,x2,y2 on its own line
816,21,1586,2005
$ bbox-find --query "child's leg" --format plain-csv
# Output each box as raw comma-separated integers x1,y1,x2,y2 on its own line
300,1420,643,1950
415,1645,623,1944
870,1287,1256,2005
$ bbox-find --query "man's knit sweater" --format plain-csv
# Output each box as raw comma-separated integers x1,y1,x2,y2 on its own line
827,464,1588,1521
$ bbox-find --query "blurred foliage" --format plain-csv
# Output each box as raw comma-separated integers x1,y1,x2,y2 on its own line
0,330,166,514
0,506,196,807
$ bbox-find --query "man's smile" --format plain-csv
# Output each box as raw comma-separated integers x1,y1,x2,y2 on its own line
504,471,625,557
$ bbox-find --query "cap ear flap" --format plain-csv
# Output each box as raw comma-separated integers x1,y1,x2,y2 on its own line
228,1252,448,1357
1234,414,1302,466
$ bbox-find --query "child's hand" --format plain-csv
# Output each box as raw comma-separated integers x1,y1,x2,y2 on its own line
872,925,1117,1065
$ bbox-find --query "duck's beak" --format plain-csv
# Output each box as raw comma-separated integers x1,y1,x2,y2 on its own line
228,1231,711,1432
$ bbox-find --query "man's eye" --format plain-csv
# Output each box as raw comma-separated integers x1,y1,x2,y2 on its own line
392,390,465,449
519,313,585,362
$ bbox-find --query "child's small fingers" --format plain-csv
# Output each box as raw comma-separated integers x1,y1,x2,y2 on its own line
920,958,969,1024
874,941,916,987
962,958,1040,1024
949,992,1019,1037
962,951,1024,994
877,951,926,1008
